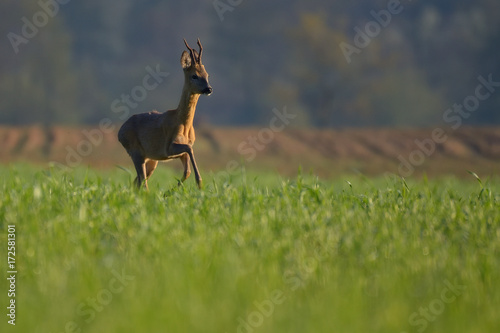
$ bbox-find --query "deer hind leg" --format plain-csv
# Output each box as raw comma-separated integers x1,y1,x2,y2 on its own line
145,160,158,180
179,154,191,183
131,152,147,189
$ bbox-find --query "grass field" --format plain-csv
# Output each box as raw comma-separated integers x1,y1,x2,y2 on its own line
0,164,499,333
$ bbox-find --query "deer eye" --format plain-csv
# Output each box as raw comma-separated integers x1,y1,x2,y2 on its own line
191,75,199,80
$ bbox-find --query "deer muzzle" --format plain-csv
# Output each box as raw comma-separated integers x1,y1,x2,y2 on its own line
203,86,213,96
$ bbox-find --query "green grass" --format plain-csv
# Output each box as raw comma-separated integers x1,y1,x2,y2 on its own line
0,164,499,333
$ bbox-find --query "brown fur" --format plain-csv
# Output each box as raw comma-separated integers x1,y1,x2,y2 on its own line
118,39,212,189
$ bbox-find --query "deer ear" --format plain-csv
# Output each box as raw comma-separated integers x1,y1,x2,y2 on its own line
180,51,191,69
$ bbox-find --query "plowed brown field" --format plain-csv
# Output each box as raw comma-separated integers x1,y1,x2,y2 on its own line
1,125,499,178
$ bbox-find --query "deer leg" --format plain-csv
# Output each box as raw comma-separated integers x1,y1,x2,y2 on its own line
145,160,158,180
188,151,202,189
170,143,202,189
179,154,191,183
131,153,147,189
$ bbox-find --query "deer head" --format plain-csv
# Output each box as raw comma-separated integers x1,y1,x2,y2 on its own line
181,38,213,96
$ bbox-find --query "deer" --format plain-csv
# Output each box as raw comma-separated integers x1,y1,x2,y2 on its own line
118,38,212,190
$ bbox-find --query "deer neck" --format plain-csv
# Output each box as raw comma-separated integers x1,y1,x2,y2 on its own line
176,85,200,129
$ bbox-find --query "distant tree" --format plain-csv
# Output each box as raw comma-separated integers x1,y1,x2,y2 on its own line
0,0,82,124
283,12,445,127
0,0,499,127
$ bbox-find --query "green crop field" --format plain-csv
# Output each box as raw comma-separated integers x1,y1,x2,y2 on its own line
1,164,499,333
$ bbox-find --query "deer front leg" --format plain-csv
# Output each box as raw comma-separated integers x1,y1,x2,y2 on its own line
179,154,191,185
169,143,202,189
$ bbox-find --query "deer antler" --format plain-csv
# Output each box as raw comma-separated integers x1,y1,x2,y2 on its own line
197,38,203,63
183,38,196,65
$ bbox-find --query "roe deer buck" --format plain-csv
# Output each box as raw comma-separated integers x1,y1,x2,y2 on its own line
118,38,212,189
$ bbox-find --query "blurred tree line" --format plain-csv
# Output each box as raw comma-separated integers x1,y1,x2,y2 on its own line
0,0,499,127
